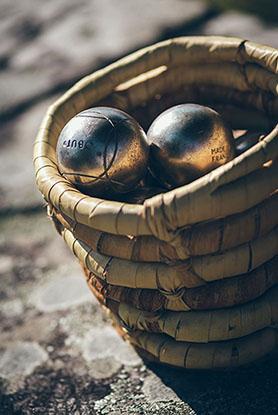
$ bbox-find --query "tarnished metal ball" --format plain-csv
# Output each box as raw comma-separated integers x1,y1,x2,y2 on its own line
235,131,263,155
147,103,236,188
57,107,149,196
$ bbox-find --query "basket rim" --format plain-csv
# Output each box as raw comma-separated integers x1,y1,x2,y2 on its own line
34,35,278,240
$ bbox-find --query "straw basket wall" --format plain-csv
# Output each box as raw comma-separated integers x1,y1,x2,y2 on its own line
34,36,278,369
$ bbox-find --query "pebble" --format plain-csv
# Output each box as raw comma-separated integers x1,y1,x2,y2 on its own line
0,255,14,275
82,326,142,366
0,298,23,318
88,357,122,380
31,274,92,312
0,341,48,384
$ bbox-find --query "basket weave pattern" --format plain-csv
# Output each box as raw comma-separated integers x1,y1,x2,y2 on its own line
34,36,278,369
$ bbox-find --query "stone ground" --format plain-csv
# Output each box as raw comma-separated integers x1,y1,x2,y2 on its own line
0,1,277,414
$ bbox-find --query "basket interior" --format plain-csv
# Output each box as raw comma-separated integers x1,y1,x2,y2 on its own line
98,68,275,134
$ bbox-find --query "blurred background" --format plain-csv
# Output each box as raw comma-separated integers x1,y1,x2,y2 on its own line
0,1,277,414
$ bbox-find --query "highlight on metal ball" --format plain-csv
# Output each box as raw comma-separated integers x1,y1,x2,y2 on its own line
56,107,149,197
146,103,236,189
235,131,264,155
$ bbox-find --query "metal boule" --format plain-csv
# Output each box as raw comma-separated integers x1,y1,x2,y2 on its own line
57,107,149,197
146,103,236,188
235,131,264,155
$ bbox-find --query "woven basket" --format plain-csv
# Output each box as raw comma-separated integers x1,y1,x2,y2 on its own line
34,36,278,369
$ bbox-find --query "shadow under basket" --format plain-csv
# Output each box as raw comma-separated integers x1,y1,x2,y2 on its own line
34,36,278,370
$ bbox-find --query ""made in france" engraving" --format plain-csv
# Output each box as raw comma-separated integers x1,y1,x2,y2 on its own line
211,145,226,162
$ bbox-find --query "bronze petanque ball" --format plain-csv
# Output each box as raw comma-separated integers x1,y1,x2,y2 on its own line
147,103,236,189
56,107,149,196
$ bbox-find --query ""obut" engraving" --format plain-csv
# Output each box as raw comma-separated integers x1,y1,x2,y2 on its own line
63,139,89,149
